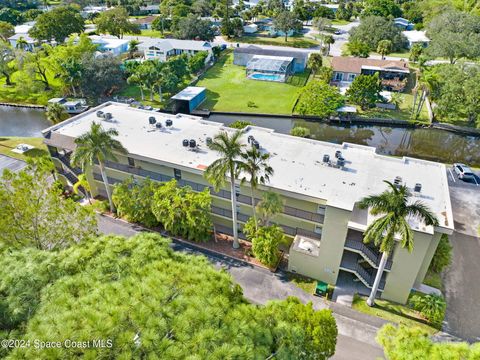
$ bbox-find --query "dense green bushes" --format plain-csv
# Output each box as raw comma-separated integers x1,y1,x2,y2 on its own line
243,218,285,267
113,177,212,241
430,234,452,274
0,233,338,359
409,293,446,327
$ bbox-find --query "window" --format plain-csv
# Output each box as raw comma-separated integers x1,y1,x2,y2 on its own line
314,226,322,235
317,205,326,215
128,157,135,167
174,168,182,180
348,73,356,81
334,72,344,81
235,184,240,197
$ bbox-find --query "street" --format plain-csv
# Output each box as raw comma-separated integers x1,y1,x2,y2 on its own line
443,168,480,341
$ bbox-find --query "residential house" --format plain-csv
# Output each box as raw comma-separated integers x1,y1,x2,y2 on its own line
402,30,430,49
233,45,308,73
8,21,36,51
330,57,410,92
89,36,130,56
131,15,157,30
394,17,415,31
42,102,454,304
243,23,258,34
81,6,109,18
142,39,213,62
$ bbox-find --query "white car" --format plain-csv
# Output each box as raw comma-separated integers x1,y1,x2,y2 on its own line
453,163,475,180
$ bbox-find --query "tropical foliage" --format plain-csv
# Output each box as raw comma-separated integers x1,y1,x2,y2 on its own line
257,191,284,226
290,126,311,138
409,293,446,327
151,179,213,242
377,324,480,359
228,120,253,129
346,73,383,110
71,122,128,212
429,234,452,273
359,180,438,306
0,159,96,251
112,177,160,227
349,16,407,52
244,218,285,267
0,233,338,359
296,81,344,117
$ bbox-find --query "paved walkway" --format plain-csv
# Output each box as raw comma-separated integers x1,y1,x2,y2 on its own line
97,215,385,358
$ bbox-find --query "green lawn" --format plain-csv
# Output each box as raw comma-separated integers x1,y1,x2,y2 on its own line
352,293,439,334
287,273,317,294
0,71,62,105
196,52,308,114
0,137,49,161
423,270,443,291
226,34,319,49
357,93,430,122
331,19,352,26
140,29,168,38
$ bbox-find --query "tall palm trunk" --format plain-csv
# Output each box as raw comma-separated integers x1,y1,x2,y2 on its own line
230,169,239,249
139,87,144,101
99,159,115,213
367,251,389,306
250,187,257,230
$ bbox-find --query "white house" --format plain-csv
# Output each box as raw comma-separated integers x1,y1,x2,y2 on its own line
89,36,130,56
8,21,36,51
143,39,213,62
402,30,430,48
394,17,414,30
243,23,258,34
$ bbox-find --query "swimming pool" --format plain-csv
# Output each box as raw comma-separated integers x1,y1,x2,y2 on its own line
249,73,284,82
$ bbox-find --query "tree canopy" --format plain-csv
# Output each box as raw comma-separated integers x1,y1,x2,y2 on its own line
174,15,215,41
0,159,97,251
1,232,338,359
346,73,383,110
29,6,85,43
426,10,480,63
349,16,407,52
96,7,141,39
296,81,344,117
273,11,302,41
362,0,402,18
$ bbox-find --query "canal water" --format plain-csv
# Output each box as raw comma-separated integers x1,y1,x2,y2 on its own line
0,106,51,137
1,106,479,167
209,114,480,167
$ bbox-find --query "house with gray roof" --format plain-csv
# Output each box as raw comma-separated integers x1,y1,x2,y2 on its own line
143,39,213,62
233,45,308,73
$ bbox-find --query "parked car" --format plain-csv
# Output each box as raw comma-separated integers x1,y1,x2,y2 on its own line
453,163,475,180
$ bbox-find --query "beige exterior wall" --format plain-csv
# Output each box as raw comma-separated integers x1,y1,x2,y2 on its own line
414,232,442,288
382,230,435,303
313,206,352,285
288,251,323,279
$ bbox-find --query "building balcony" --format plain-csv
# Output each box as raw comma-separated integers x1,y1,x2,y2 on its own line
99,160,324,224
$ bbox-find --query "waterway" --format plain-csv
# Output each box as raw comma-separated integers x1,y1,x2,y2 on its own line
0,106,479,167
208,114,480,167
0,106,51,137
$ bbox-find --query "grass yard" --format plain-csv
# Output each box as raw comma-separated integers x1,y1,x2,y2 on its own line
226,34,318,49
196,52,308,114
423,270,443,291
287,273,317,294
357,93,430,122
0,71,62,105
352,293,439,334
331,19,352,26
0,137,48,161
140,29,167,38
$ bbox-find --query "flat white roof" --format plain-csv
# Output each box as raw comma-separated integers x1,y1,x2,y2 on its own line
402,30,430,43
44,102,454,233
171,87,206,101
89,36,129,49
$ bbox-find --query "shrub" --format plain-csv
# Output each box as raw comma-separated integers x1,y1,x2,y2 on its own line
429,234,452,273
229,120,253,129
244,218,284,267
290,126,311,138
409,293,446,327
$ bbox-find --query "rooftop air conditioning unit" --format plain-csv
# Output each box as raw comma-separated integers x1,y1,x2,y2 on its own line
323,154,330,163
96,111,104,118
166,119,173,127
337,157,345,168
182,139,189,147
335,150,342,159
148,116,156,125
104,112,113,121
189,139,197,148
155,122,162,129
394,176,402,188
414,183,422,193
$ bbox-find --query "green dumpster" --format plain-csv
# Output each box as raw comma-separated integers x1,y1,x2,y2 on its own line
315,281,328,297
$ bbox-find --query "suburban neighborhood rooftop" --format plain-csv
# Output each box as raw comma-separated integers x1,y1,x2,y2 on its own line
331,57,410,74
43,102,454,233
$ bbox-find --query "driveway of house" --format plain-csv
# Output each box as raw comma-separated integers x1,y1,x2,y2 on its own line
443,174,480,341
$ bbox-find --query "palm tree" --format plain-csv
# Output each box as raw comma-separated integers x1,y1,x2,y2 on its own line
73,173,92,204
239,146,273,229
359,181,439,307
15,37,28,51
257,191,283,226
70,122,128,213
128,39,140,59
307,53,323,76
377,39,392,60
205,130,245,249
45,103,68,124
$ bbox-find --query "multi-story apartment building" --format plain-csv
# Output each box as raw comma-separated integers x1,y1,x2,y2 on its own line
42,102,454,304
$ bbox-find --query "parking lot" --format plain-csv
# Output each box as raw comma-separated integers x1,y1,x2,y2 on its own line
444,166,480,341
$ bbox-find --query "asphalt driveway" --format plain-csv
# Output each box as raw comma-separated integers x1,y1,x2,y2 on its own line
443,176,480,341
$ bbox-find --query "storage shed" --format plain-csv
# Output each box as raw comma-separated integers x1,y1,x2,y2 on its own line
171,87,206,114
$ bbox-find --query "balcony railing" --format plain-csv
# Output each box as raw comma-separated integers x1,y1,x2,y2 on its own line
344,237,392,271
100,161,324,224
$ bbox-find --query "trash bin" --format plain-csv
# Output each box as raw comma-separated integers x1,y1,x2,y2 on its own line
315,281,328,297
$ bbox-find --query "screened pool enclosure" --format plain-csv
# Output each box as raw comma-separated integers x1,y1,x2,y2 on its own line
246,55,294,82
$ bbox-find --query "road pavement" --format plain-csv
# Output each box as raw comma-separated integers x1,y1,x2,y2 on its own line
443,169,480,341
97,215,385,359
